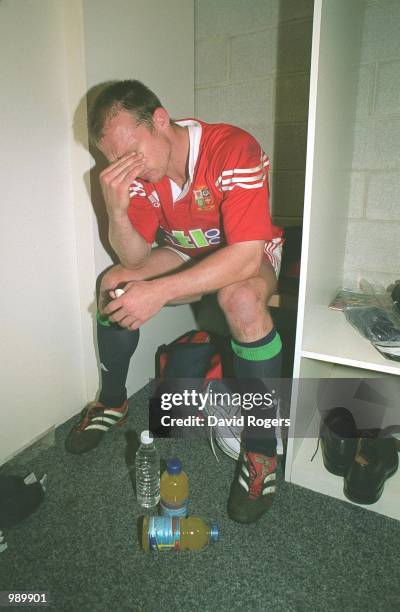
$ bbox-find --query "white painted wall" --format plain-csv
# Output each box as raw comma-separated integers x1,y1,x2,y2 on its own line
0,0,87,463
0,0,195,464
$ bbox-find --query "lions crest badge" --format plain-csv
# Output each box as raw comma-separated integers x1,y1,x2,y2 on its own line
193,185,215,211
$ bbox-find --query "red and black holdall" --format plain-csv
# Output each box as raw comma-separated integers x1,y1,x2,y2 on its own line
149,330,223,436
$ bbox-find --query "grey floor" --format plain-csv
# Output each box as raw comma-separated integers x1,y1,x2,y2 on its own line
1,384,400,612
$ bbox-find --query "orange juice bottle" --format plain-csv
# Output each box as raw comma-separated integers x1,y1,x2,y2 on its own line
141,516,219,552
160,458,189,518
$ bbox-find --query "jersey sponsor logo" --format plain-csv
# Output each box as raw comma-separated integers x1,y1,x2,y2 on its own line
193,185,215,211
162,227,220,249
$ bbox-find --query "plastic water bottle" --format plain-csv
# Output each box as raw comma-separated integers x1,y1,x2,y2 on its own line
160,458,189,518
141,516,219,552
135,431,160,508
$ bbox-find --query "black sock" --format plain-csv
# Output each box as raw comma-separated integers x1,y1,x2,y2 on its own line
97,315,139,408
232,328,282,456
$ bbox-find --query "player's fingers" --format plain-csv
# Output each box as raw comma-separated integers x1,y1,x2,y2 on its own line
108,308,126,324
102,152,143,177
117,315,139,329
103,297,124,317
100,155,144,188
109,163,146,193
128,320,142,331
102,157,145,187
109,288,125,300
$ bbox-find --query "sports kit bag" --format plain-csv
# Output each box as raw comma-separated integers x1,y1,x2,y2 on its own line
156,330,222,381
149,330,242,459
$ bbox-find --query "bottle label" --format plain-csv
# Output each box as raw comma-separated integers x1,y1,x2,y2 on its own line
148,517,180,551
160,499,189,519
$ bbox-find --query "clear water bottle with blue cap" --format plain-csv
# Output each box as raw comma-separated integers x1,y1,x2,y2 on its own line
135,431,160,508
141,516,219,551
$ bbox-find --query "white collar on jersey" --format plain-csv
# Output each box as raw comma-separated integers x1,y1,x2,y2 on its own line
169,119,202,203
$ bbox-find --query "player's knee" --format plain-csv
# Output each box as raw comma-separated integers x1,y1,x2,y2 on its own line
218,283,266,324
99,266,120,294
97,264,140,308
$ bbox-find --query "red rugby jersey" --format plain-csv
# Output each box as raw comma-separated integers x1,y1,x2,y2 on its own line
127,119,283,259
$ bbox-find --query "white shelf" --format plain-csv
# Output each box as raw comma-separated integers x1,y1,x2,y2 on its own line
290,411,400,522
286,0,399,521
302,306,400,376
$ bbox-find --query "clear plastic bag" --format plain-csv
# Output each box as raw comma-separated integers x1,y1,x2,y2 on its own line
343,280,400,361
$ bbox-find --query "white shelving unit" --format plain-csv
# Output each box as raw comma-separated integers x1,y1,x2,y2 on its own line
284,0,400,521
302,306,400,376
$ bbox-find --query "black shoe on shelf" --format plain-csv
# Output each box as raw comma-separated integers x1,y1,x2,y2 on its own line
320,407,358,476
344,432,399,505
65,400,128,455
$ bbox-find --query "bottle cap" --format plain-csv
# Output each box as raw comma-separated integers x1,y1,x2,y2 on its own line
140,430,154,445
166,458,182,475
210,523,219,543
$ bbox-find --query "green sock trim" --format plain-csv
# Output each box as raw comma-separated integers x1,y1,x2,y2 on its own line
96,310,112,327
231,332,282,361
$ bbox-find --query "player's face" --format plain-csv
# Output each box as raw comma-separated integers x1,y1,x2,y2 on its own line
98,109,171,183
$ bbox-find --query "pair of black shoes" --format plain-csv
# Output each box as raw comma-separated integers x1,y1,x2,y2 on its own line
320,407,399,505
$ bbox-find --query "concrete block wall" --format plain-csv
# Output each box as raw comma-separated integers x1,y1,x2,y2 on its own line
344,0,400,289
194,0,314,227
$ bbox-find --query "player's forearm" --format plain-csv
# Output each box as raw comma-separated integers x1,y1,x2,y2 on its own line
108,212,151,268
156,241,264,302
